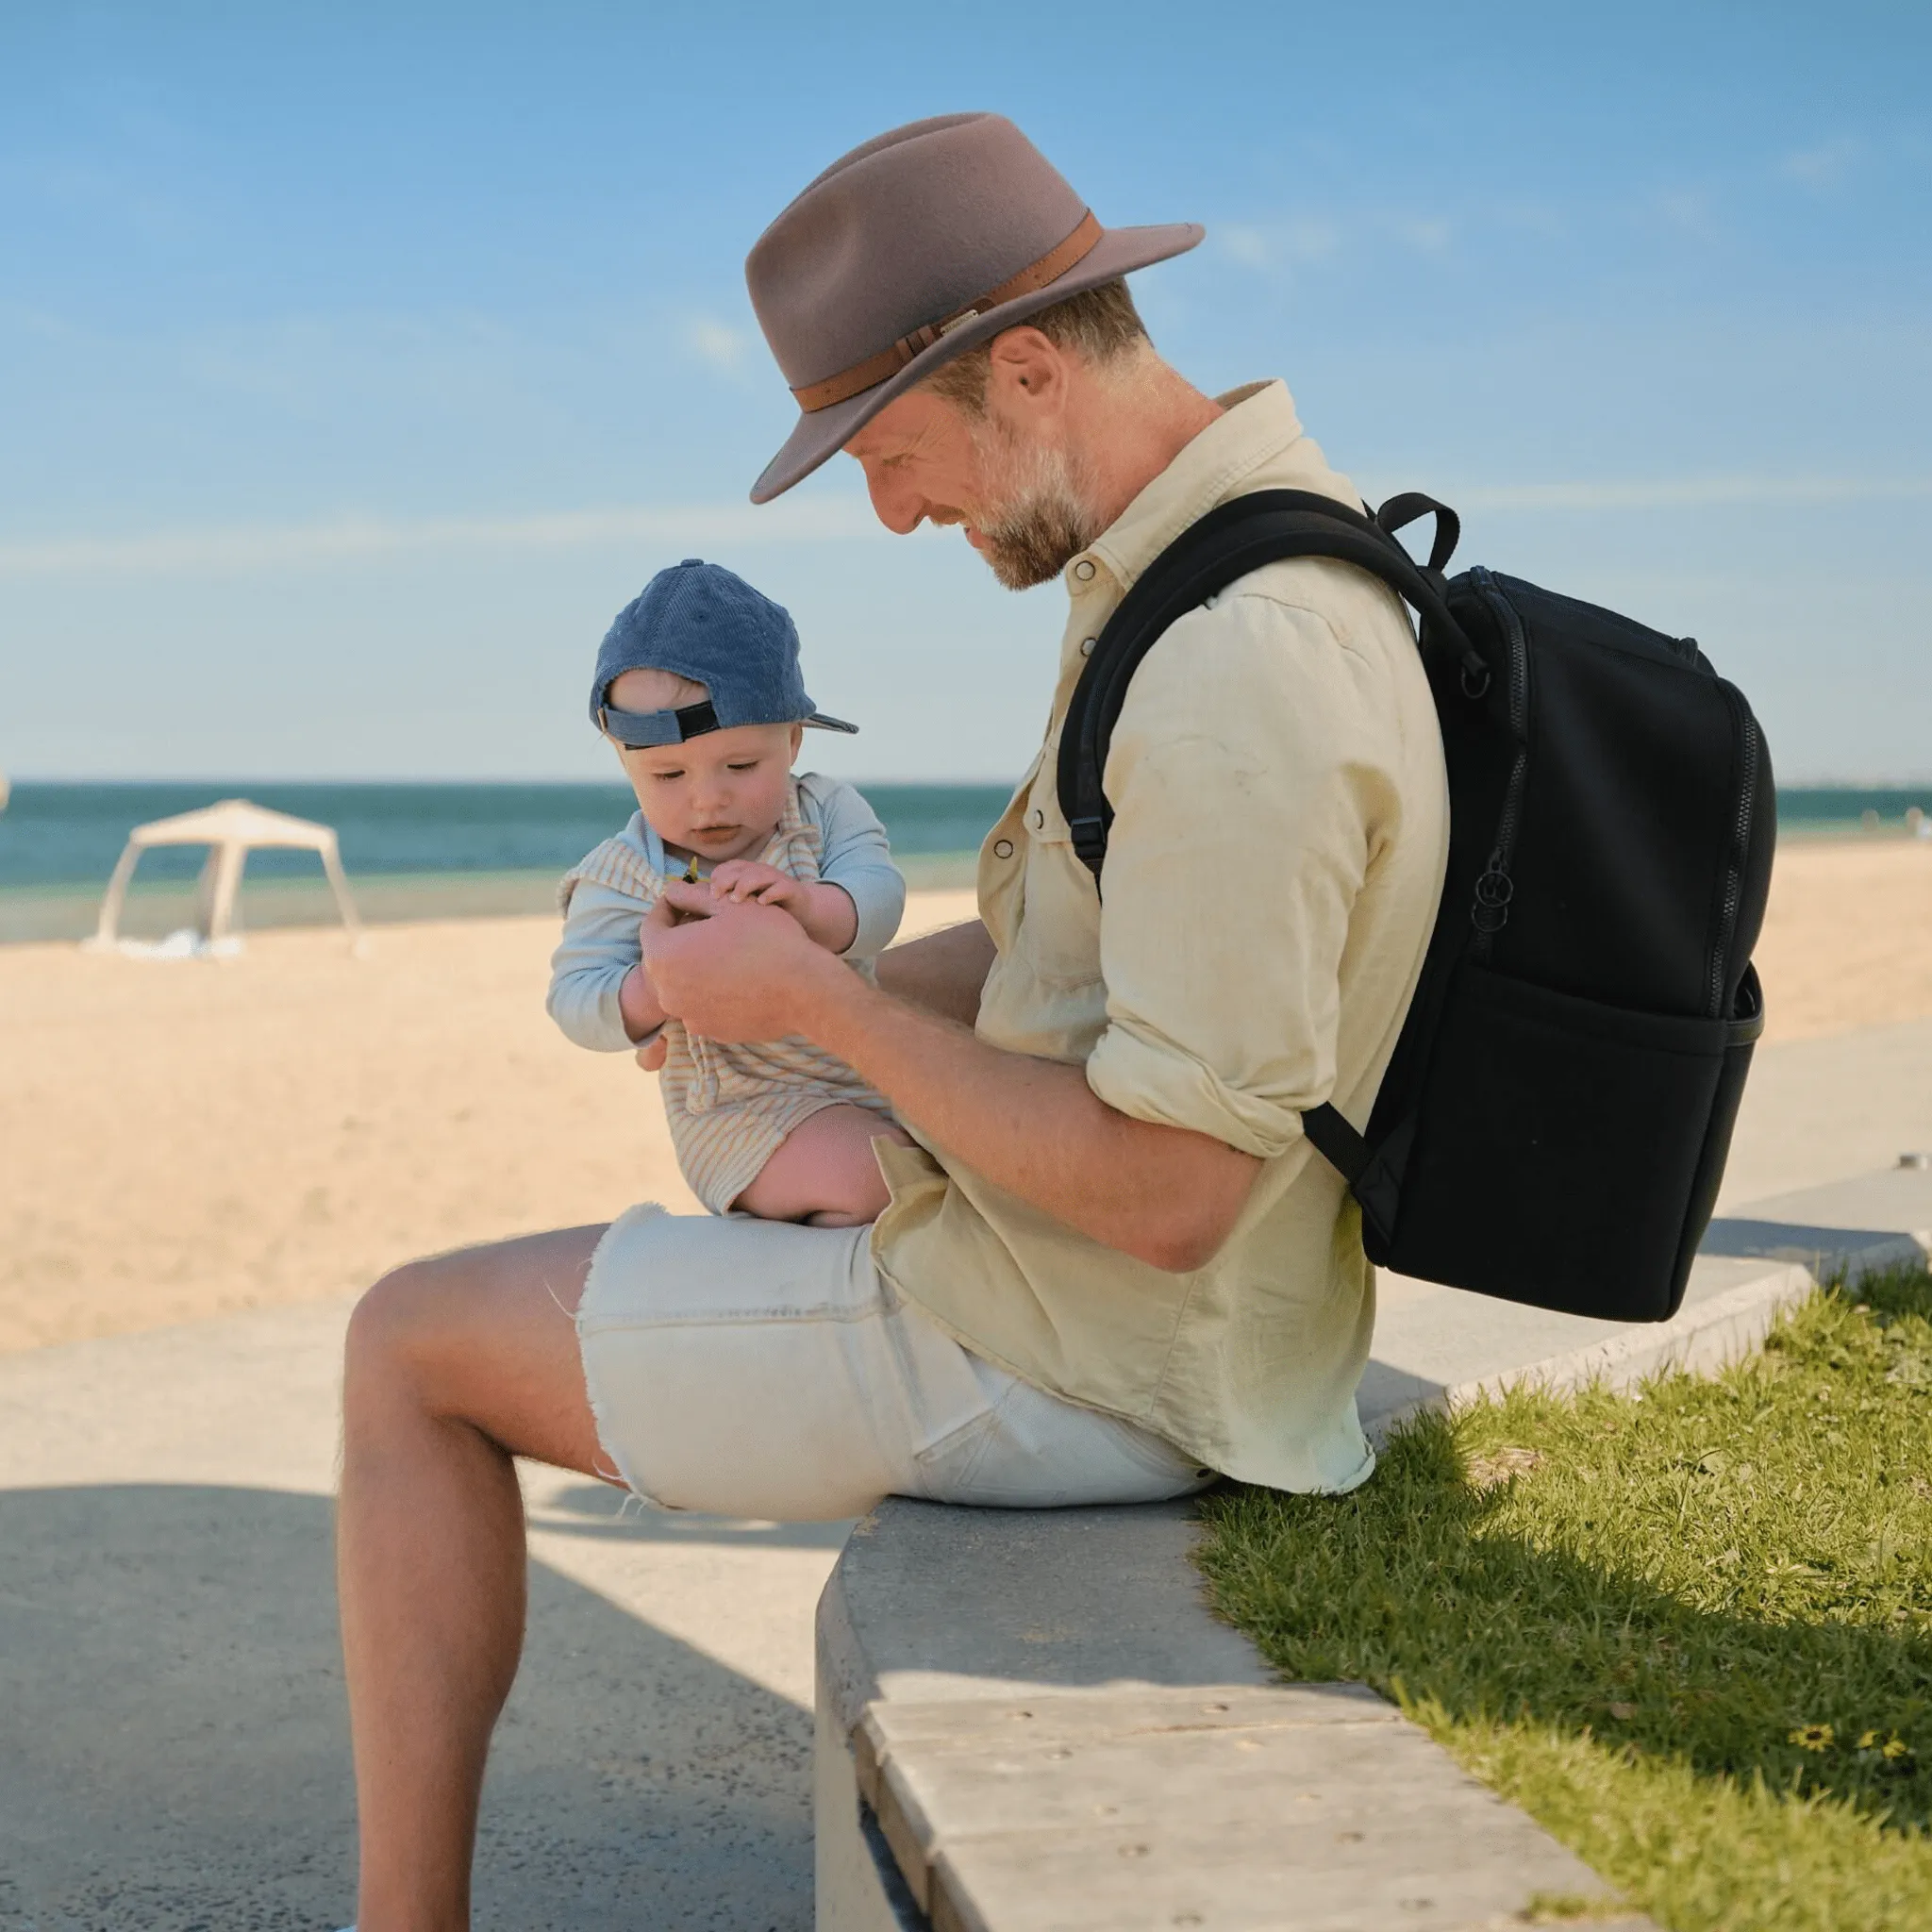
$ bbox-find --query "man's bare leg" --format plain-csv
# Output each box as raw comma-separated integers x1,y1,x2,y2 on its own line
338,1224,612,1932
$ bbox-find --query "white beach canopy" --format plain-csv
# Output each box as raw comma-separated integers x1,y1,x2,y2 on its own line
91,797,362,953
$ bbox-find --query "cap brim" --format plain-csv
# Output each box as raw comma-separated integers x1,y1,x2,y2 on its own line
804,710,858,734
749,221,1206,504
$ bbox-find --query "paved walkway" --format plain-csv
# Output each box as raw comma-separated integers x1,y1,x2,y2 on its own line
1,1014,1927,1928
0,1298,846,1930
1716,1011,1932,1205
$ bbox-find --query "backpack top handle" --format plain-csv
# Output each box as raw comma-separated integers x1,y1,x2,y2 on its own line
1374,491,1460,574
1058,489,1484,881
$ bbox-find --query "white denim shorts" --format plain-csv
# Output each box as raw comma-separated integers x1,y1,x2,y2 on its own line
575,1204,1216,1522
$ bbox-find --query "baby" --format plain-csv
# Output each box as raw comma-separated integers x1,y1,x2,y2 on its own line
548,558,914,1226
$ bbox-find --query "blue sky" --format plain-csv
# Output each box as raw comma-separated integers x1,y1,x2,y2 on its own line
2,1,1927,783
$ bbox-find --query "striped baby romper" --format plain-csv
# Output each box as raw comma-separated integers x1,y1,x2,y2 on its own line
557,780,900,1215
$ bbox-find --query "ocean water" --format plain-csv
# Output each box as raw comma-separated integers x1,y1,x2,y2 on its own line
1,779,1925,943
0,780,1011,887
1771,788,1932,837
0,780,1011,942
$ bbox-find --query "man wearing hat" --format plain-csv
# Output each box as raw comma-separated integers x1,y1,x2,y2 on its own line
336,114,1448,1924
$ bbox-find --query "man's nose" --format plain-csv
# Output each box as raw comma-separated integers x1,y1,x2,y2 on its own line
863,464,926,537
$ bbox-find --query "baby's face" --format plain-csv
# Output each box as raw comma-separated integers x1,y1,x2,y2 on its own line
608,669,802,864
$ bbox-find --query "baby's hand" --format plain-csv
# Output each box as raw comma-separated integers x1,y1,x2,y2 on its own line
706,858,805,917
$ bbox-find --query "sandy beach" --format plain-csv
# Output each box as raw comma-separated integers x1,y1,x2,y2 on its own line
3,846,1928,1357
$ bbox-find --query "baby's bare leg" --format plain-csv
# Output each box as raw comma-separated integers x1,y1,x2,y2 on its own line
731,1104,914,1227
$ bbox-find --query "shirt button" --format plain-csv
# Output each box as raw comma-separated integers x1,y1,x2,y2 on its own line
1080,637,1096,657
992,838,1015,859
1030,808,1044,829
1072,558,1096,582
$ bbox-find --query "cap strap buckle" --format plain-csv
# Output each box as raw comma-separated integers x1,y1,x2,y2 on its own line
598,699,721,748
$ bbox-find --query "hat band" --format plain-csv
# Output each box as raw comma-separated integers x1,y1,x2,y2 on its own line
790,210,1103,414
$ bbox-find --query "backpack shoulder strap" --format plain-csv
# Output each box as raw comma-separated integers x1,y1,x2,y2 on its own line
1052,488,1478,1178
1055,488,1478,880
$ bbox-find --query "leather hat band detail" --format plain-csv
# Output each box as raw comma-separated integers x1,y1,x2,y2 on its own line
790,211,1104,413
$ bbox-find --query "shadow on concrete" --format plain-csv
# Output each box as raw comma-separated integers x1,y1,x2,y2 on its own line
0,1485,813,1932
830,1496,1272,1700
532,1483,855,1549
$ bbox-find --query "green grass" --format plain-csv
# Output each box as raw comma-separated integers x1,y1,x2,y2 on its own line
1194,1268,1932,1932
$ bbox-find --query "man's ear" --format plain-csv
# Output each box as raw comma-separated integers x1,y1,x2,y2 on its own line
789,723,805,758
984,325,1066,419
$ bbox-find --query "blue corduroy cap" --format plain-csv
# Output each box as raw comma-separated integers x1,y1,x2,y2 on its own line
589,559,857,746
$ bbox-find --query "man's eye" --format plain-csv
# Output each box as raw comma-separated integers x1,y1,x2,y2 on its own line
726,761,760,773
654,770,684,782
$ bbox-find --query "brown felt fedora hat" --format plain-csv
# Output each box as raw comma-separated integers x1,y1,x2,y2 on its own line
744,113,1204,503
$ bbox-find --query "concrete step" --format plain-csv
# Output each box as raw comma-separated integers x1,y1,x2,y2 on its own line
816,1164,1932,1930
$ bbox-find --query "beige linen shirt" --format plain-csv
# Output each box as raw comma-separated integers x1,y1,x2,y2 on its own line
871,381,1449,1492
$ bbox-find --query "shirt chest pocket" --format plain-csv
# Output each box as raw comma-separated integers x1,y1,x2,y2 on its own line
1013,781,1102,990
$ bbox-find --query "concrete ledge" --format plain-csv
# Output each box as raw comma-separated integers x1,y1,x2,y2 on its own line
815,1167,1932,1930
815,1499,1279,1929
1361,1165,1932,1440
855,1684,1657,1932
817,1508,1649,1931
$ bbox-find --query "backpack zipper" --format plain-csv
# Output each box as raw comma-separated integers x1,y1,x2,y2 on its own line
1469,568,1530,960
1707,688,1759,1019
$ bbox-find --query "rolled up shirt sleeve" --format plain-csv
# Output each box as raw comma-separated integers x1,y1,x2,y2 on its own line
547,877,657,1052
1083,591,1401,1160
805,774,907,958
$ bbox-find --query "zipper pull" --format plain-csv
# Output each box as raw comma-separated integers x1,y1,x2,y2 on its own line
1472,854,1513,933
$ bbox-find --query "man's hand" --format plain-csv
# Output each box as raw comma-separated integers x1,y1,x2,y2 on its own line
639,886,839,1043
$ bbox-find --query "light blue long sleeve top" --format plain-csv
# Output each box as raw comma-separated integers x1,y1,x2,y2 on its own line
546,772,907,1054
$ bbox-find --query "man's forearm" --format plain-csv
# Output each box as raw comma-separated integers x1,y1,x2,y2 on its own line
874,919,997,1028
796,964,1258,1273
633,891,1258,1267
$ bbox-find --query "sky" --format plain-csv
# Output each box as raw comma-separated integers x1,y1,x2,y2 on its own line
2,1,1927,785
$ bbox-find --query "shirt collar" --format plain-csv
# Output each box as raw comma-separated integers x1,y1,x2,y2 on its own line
1069,379,1348,602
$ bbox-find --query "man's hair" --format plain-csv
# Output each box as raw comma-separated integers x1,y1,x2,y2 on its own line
922,278,1150,414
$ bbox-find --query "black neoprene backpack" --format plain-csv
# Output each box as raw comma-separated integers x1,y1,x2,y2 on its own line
1057,490,1773,1324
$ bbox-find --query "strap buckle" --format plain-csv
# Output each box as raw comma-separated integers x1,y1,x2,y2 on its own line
1067,813,1109,877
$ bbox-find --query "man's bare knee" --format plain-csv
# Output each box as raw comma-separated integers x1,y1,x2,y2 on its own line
343,1226,606,1456
344,1252,474,1418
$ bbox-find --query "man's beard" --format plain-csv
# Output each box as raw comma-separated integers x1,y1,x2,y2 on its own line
968,419,1102,591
